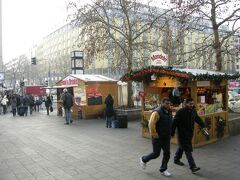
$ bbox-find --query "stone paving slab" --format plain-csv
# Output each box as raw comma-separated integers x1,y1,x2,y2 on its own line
0,110,240,180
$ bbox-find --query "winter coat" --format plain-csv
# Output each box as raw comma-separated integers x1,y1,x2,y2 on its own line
1,97,9,106
62,92,73,109
148,106,172,139
105,94,114,117
45,95,52,107
172,107,205,152
11,98,17,109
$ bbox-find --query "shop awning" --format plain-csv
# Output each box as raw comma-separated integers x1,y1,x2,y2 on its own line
51,85,78,89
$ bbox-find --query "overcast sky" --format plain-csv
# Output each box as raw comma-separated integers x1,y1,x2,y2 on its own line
2,0,69,63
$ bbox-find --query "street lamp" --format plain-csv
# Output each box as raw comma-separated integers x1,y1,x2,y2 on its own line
71,51,84,74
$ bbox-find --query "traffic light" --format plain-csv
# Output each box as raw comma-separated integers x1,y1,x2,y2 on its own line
20,81,25,87
31,57,37,65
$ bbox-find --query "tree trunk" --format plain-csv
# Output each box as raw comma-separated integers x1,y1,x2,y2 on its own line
211,0,223,72
127,34,134,107
127,81,134,107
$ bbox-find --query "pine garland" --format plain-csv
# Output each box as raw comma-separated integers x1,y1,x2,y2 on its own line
120,66,240,82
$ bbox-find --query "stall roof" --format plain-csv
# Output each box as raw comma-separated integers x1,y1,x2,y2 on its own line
176,69,225,76
120,66,239,82
52,85,78,89
70,74,117,82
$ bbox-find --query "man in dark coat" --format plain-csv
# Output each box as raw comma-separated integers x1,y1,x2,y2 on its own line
104,94,114,128
62,88,73,125
171,98,207,173
140,97,172,177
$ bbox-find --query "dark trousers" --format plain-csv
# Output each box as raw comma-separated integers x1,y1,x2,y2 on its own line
3,105,7,114
46,106,50,115
142,137,170,172
12,108,16,116
174,146,196,169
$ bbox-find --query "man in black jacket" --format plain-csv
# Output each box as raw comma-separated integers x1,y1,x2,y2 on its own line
140,97,172,177
172,98,207,173
62,88,73,125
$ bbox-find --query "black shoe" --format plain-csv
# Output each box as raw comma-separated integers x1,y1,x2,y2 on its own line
191,167,200,173
174,160,184,166
64,122,69,125
70,120,73,123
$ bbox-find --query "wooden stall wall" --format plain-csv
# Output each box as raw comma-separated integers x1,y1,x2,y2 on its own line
81,82,118,119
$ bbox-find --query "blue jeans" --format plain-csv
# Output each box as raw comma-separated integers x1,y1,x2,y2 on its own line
64,108,71,123
106,116,113,128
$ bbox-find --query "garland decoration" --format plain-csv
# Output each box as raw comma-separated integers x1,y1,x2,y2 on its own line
215,116,226,138
120,66,240,82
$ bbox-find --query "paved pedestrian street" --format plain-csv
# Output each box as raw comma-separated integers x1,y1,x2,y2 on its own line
0,111,240,180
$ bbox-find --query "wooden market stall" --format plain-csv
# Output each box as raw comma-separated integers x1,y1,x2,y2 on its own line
121,66,239,147
56,74,118,119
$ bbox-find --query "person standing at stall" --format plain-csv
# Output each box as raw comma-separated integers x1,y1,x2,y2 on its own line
105,94,114,128
140,97,173,177
171,98,207,173
62,88,73,125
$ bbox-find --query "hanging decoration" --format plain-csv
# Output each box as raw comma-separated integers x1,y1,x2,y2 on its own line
215,116,226,138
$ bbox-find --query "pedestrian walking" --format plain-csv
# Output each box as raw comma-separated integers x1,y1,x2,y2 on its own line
171,97,207,173
45,94,52,115
61,88,73,125
105,94,114,128
35,96,41,112
0,95,2,115
140,97,173,177
11,96,17,116
1,95,9,114
29,95,35,115
23,95,30,116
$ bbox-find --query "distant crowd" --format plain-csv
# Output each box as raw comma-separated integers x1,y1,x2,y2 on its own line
0,92,52,116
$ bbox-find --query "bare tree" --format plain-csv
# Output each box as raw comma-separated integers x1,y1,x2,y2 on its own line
67,0,174,107
4,55,33,91
55,55,71,77
171,0,240,72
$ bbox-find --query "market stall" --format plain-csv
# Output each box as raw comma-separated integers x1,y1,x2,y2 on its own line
56,74,118,119
121,66,239,147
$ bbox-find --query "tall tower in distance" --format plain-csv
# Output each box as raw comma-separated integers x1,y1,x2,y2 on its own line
0,0,3,71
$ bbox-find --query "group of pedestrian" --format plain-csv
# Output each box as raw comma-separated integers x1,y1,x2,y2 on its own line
140,97,207,177
0,92,53,117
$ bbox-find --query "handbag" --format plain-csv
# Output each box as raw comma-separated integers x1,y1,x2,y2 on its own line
50,106,53,112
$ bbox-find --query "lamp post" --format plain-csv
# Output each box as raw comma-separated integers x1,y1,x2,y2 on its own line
71,51,84,74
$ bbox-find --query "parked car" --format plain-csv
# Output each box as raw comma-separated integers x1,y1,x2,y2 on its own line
228,91,240,101
229,88,240,95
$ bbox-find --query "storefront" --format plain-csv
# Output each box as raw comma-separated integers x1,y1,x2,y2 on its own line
121,66,239,147
56,74,118,119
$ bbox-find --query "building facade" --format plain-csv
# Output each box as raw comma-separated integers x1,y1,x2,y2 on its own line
0,0,3,71
234,33,240,73
34,23,81,85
